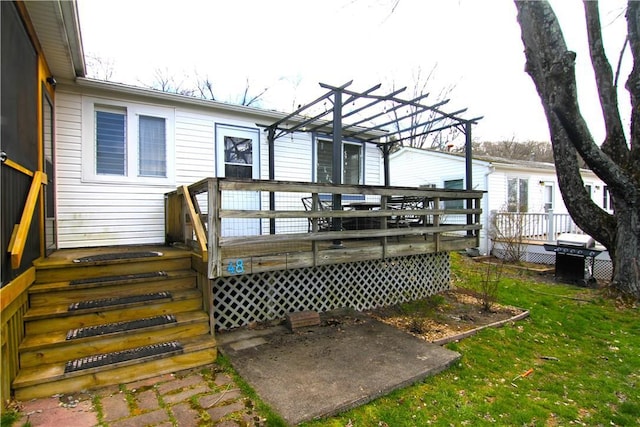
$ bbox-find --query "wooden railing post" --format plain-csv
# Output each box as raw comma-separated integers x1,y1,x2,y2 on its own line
311,193,320,266
433,197,441,252
547,209,555,242
208,179,222,279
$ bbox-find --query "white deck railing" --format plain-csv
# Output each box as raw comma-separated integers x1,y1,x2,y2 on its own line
491,210,583,242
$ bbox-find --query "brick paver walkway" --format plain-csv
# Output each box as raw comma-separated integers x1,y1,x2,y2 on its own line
14,364,265,426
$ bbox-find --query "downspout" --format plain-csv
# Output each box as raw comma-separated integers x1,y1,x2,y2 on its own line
483,164,496,255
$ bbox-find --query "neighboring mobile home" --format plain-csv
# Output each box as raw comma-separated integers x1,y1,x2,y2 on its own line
389,147,611,255
1,0,483,402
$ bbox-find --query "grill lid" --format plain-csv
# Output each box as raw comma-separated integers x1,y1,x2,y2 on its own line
556,233,594,248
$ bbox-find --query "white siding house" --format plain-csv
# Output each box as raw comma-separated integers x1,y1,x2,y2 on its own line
389,147,610,254
54,79,383,248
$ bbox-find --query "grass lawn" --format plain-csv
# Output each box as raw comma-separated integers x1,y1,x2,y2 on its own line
297,252,640,426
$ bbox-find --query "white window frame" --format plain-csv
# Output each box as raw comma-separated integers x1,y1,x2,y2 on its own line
507,176,529,212
314,137,364,185
81,96,175,185
543,182,554,211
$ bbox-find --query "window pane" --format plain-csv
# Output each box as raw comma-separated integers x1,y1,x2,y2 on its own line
507,178,518,212
317,140,332,183
519,179,528,212
225,137,252,164
225,164,253,179
544,184,553,211
139,115,166,177
444,179,464,209
343,144,361,185
96,110,125,175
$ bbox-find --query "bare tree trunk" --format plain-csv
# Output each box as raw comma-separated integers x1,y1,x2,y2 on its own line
515,1,640,298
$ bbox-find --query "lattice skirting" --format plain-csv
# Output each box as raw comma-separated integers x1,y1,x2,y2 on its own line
213,252,450,330
492,246,613,281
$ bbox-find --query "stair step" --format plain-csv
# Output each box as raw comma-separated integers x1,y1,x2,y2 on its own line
28,271,196,307
13,336,217,400
25,290,203,334
19,313,210,367
67,314,177,340
21,311,208,350
69,270,167,285
34,249,192,284
65,341,183,373
72,251,163,264
68,291,172,312
21,317,210,369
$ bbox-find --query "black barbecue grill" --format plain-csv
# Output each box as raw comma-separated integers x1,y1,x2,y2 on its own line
544,233,603,286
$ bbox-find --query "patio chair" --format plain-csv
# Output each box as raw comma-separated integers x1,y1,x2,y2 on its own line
301,197,332,232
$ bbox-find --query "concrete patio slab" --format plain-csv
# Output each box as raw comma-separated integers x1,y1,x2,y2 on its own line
217,310,460,425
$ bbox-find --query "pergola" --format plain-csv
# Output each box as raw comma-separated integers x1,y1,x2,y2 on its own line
263,80,482,233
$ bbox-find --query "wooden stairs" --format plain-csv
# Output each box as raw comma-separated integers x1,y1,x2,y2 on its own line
12,246,217,401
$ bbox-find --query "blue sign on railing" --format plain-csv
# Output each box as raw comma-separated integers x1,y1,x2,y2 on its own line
227,259,245,274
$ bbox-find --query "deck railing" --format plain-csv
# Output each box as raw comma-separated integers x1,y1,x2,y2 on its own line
1,268,34,408
165,178,484,279
491,210,583,242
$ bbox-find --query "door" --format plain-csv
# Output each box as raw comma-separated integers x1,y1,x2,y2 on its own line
216,125,260,236
43,89,56,253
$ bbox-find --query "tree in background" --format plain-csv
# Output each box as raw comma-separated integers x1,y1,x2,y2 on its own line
515,1,639,298
85,54,114,81
470,139,554,163
144,69,269,107
386,65,458,151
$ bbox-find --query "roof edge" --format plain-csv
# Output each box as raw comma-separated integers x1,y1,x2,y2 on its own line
59,0,86,77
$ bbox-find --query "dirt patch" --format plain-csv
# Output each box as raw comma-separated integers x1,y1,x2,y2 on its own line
367,288,527,343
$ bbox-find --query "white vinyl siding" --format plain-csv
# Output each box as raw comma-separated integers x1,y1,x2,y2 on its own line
57,92,175,247
55,89,384,248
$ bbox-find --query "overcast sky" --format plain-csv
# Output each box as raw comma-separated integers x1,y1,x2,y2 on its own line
77,0,631,144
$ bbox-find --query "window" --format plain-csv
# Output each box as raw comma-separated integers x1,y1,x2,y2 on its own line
82,98,174,184
543,183,553,211
139,115,166,177
223,136,253,179
603,186,612,210
444,178,464,209
585,184,592,198
96,109,126,175
507,177,528,212
316,139,362,184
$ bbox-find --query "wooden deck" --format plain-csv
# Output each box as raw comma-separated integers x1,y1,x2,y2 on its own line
166,178,485,278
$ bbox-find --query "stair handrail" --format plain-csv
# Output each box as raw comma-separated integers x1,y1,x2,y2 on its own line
5,164,46,268
178,185,208,261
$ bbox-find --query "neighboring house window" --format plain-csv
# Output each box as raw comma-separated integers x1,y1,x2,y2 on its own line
444,178,464,209
585,184,592,199
316,139,362,184
82,98,174,184
508,177,528,212
603,186,612,210
543,183,553,211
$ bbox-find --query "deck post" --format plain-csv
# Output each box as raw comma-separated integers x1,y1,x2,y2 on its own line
465,121,474,237
268,127,276,235
547,209,555,242
331,89,343,247
208,179,222,279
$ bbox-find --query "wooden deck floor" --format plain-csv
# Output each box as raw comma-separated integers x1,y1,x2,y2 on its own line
35,245,192,268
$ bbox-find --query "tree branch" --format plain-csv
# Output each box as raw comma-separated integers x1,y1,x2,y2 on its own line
516,1,634,199
625,1,640,160
515,0,618,249
584,1,628,159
